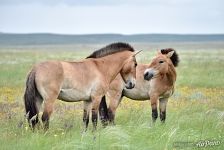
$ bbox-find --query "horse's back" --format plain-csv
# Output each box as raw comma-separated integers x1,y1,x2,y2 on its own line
35,61,64,82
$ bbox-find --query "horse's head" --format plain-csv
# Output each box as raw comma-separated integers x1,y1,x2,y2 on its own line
144,49,175,81
121,50,142,89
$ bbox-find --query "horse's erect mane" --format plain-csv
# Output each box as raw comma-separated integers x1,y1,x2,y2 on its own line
161,48,179,67
86,42,135,58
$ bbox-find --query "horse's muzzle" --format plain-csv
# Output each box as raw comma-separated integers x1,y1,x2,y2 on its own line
144,69,154,81
125,80,135,89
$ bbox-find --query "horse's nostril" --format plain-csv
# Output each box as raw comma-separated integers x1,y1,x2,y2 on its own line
144,72,153,81
125,81,135,89
145,72,149,76
144,72,148,79
129,82,133,87
149,74,153,79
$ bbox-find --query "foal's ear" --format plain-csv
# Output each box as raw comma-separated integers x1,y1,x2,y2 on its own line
133,50,142,56
167,51,174,58
157,49,162,54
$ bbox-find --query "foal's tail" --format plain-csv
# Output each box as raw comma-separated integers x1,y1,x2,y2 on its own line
24,70,42,127
99,96,109,125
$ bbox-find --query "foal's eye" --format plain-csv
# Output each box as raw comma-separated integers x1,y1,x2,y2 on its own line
135,63,137,67
159,61,164,64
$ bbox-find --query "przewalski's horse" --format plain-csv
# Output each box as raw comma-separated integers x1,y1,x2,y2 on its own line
24,42,141,130
99,48,179,125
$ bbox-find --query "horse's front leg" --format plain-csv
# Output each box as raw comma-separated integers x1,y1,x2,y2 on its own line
83,101,91,131
91,96,102,131
159,98,168,123
107,93,123,125
150,94,159,123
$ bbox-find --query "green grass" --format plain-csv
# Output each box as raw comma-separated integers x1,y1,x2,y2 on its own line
0,45,224,150
176,50,224,88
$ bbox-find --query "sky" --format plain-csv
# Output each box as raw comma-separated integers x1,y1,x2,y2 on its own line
0,0,223,34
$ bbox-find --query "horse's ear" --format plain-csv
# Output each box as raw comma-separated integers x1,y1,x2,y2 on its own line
157,49,162,54
167,51,174,58
133,50,142,56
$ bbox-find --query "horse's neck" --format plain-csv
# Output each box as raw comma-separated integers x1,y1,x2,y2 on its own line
165,64,176,86
95,52,131,85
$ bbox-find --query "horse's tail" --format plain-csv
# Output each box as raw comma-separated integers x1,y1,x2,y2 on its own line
99,96,109,126
24,70,42,127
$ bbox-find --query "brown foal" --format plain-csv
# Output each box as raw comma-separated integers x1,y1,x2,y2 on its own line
99,48,179,125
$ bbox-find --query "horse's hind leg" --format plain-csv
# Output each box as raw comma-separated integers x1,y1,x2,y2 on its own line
159,98,168,123
41,98,56,130
41,91,59,130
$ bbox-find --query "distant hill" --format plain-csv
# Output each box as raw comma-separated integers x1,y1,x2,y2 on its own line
0,33,224,45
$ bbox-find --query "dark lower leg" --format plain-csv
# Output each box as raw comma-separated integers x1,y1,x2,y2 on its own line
150,97,158,123
152,108,158,122
160,110,166,123
159,98,168,123
92,110,98,131
41,113,49,130
99,96,108,126
108,108,115,125
83,110,89,130
41,99,55,130
99,107,108,127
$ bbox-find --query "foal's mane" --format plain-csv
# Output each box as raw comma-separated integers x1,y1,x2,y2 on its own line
161,48,179,67
86,42,135,58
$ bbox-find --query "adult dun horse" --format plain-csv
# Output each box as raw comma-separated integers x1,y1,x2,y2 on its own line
99,48,179,125
24,42,141,130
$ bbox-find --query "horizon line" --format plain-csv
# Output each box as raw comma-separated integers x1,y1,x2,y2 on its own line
1,32,224,36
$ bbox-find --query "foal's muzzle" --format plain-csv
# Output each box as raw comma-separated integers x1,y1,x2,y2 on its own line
125,80,135,89
144,69,155,81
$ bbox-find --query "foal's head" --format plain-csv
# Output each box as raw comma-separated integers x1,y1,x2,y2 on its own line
144,49,178,81
120,51,141,89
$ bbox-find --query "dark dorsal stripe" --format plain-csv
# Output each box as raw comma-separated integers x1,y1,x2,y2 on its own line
86,42,135,58
161,48,179,67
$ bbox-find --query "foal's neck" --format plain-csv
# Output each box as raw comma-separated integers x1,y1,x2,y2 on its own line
95,51,132,85
165,64,176,86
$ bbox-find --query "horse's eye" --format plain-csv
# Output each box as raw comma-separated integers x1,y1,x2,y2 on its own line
159,61,164,64
135,63,137,67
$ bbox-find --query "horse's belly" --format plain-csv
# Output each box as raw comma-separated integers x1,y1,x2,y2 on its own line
123,88,150,100
58,88,90,102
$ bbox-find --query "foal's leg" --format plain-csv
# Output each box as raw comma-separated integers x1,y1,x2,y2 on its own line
150,94,159,123
83,101,91,131
107,93,122,125
159,98,168,123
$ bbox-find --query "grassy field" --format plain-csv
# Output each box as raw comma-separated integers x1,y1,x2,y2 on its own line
0,44,224,150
